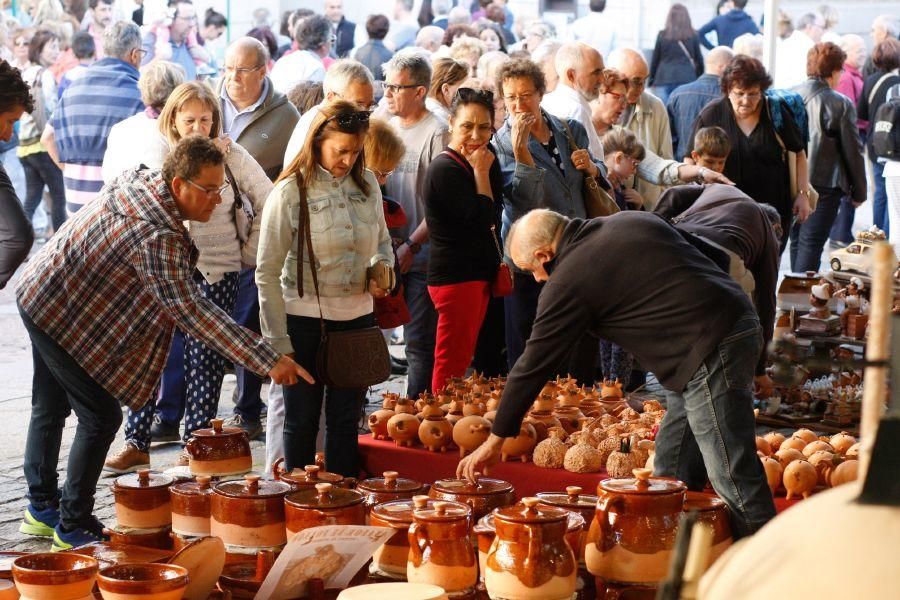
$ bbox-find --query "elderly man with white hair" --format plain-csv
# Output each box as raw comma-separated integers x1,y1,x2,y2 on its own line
415,25,445,54
531,40,561,94
863,15,899,77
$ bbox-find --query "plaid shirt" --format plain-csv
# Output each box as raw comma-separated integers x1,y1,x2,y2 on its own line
16,168,281,410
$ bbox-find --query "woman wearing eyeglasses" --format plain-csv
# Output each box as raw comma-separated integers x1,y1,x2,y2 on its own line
256,101,393,477
688,55,811,253
104,81,273,473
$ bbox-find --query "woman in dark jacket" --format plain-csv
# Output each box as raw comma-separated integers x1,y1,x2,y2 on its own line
649,3,703,104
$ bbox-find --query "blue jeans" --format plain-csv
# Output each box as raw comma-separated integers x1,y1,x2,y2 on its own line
20,151,66,232
403,270,437,398
872,159,889,236
231,267,264,422
653,314,775,539
829,196,855,244
20,303,123,530
789,186,842,273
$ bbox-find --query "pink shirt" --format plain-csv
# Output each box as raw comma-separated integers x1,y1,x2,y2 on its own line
836,63,865,130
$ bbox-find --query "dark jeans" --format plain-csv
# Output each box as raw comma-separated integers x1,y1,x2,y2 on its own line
283,312,375,477
20,151,66,232
154,329,186,426
789,186,843,273
653,314,775,539
0,170,33,289
402,271,437,398
829,196,856,244
231,267,264,422
472,296,507,377
19,303,123,530
872,159,889,236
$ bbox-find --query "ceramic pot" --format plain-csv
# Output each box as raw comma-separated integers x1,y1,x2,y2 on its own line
552,406,584,435
112,469,173,530
369,404,396,440
501,423,537,462
536,485,599,562
429,476,515,522
210,475,291,549
387,413,420,447
524,411,562,442
185,418,251,477
369,495,434,579
357,471,424,513
271,462,345,491
451,415,491,457
585,468,686,585
683,491,732,566
284,482,366,538
418,416,453,452
12,552,99,600
105,525,174,550
217,550,275,599
96,563,188,600
484,498,578,600
169,475,212,537
407,501,477,596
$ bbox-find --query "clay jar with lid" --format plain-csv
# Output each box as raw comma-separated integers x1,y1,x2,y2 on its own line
185,418,252,477
536,485,599,562
407,500,477,597
357,471,424,513
369,495,434,579
112,468,173,529
585,468,686,585
484,498,578,600
284,482,366,538
683,491,732,566
429,475,515,522
272,462,345,491
169,475,213,537
210,474,291,549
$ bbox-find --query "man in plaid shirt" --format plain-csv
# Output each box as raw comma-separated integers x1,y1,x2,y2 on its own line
15,135,312,551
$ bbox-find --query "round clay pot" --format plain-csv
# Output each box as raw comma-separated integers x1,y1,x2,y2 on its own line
271,462,345,491
501,423,537,463
169,475,213,537
683,491,732,566
407,500,477,595
12,552,99,600
105,525,174,550
217,550,275,599
369,495,434,579
536,485,600,563
210,474,292,549
369,408,396,440
284,482,366,538
524,411,562,442
484,498,578,600
185,418,251,477
357,471,424,513
112,469,173,530
429,476,515,522
418,417,453,453
451,415,491,458
96,563,188,600
387,413,420,447
552,406,585,435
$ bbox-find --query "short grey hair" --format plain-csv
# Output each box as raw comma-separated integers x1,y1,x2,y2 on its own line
531,40,561,67
294,14,331,52
432,0,452,16
323,59,375,95
139,61,186,110
415,26,445,52
104,20,141,59
554,42,591,80
383,49,432,88
448,6,471,26
874,15,900,39
477,50,510,82
796,13,822,31
505,209,570,266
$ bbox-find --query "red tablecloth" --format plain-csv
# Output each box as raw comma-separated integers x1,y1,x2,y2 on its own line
357,435,801,513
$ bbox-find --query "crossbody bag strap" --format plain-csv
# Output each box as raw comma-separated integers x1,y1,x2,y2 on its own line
223,162,241,211
677,40,696,70
868,72,893,108
296,180,327,337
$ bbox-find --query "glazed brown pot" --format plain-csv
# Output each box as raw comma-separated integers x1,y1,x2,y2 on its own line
407,500,477,595
284,482,366,538
169,475,213,537
585,468,686,585
185,418,251,477
683,491,732,566
112,469,173,530
271,462,345,491
429,476,515,522
369,495,434,579
357,471,424,514
210,474,292,549
536,485,599,562
97,563,188,600
217,549,275,599
484,498,578,600
12,552,99,600
105,525,174,550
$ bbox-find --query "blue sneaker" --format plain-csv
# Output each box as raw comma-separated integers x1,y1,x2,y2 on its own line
19,503,60,537
51,517,108,552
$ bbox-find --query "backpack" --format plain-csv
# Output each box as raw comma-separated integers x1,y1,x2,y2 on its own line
872,84,900,160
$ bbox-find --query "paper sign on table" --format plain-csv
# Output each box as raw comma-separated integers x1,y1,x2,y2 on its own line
254,525,394,600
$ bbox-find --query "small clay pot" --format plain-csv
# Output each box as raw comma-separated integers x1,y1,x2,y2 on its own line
452,415,491,457
12,552,99,600
369,495,434,579
271,462,345,491
407,500,477,595
368,408,395,440
105,525,174,550
217,550,275,599
96,563,188,600
112,468,173,529
357,471,424,513
418,416,453,453
185,418,251,477
169,475,213,537
501,422,537,462
210,474,292,549
429,475,515,522
284,482,366,538
387,413,420,447
552,406,585,435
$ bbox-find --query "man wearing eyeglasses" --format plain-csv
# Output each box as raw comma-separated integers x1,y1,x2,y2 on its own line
140,1,205,80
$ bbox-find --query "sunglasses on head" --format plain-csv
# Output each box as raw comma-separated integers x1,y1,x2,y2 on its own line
454,87,495,104
327,110,371,130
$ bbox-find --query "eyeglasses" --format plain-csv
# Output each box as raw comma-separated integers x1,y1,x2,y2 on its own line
15,39,29,47
370,167,395,179
224,64,264,76
333,92,378,112
327,110,371,129
605,90,626,104
625,77,648,89
503,91,537,104
383,83,421,94
176,15,197,22
185,178,230,199
729,90,762,101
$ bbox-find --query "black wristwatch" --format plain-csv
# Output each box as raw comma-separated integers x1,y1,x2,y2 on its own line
404,238,422,254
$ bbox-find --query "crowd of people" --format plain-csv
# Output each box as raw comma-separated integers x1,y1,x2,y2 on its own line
0,0,898,552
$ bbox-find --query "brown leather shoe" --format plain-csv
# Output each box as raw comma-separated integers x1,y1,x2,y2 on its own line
103,442,150,474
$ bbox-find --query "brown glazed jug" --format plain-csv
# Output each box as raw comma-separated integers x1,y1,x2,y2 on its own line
185,418,252,477
369,495,434,579
536,485,599,563
407,500,477,597
112,468,174,530
484,498,578,600
585,468,686,586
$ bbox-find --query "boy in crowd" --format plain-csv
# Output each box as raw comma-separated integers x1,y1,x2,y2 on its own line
601,128,646,211
690,126,731,174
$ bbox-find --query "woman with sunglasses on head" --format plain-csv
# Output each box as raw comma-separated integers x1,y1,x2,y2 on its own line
104,81,274,474
424,88,504,393
256,101,393,477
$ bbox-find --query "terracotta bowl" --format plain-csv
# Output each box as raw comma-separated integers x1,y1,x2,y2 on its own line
96,563,188,600
12,552,99,600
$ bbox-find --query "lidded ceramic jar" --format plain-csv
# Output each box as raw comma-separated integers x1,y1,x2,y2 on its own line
429,475,515,522
369,495,434,579
683,491,732,565
271,462,345,491
536,485,599,562
210,474,291,549
284,482,366,538
484,498,578,600
185,418,252,477
585,468,686,585
112,468,174,529
169,475,213,537
407,500,477,596
357,471,424,513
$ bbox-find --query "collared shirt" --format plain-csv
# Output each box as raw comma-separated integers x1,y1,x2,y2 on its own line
541,83,604,159
221,78,270,140
16,168,280,410
619,91,674,209
270,50,325,94
141,31,197,80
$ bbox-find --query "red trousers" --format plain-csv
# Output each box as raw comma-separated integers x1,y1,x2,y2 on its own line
428,281,491,393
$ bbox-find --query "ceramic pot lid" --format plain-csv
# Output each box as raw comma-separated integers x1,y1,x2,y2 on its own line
170,476,213,496
371,496,435,526
536,485,598,509
214,475,290,499
336,582,447,600
684,491,727,512
192,418,243,438
413,500,471,521
285,482,364,509
431,476,512,496
494,497,567,524
280,464,343,485
114,468,173,490
358,471,423,494
478,511,584,534
168,536,225,600
598,468,686,496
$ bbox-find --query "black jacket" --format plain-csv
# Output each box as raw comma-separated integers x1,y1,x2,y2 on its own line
0,163,34,289
334,18,356,58
649,33,703,87
794,78,866,202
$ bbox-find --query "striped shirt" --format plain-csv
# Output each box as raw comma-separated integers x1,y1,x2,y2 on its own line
16,168,281,410
51,58,144,215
